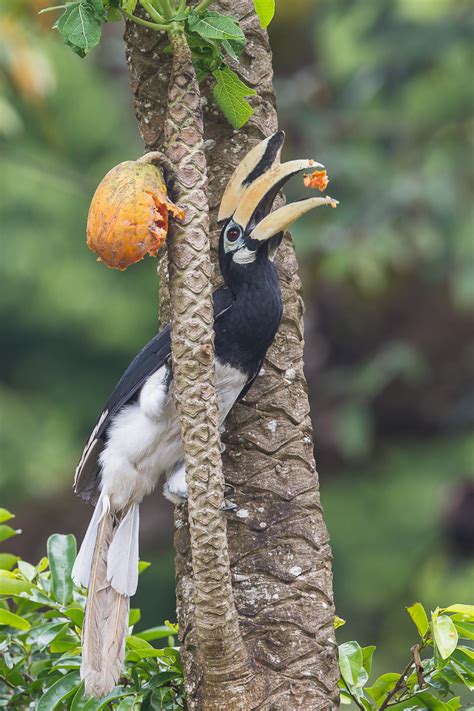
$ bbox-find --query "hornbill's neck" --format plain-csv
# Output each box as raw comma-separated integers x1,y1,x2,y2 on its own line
216,242,283,374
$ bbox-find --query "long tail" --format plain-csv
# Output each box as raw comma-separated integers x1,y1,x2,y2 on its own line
72,494,140,698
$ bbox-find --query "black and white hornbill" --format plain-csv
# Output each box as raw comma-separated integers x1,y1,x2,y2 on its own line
72,131,337,696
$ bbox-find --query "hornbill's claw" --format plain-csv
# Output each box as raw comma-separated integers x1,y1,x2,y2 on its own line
224,483,235,497
222,499,238,512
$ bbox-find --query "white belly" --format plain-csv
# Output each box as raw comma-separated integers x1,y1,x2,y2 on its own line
100,361,247,510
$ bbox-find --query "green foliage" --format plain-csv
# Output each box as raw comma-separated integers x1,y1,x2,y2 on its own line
0,510,184,709
2,513,472,710
212,67,256,129
40,0,274,128
252,0,274,29
41,0,106,57
338,603,474,709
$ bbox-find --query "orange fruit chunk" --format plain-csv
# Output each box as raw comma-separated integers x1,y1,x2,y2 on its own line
303,169,329,192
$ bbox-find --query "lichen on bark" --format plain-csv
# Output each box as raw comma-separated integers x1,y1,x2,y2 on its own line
125,2,339,708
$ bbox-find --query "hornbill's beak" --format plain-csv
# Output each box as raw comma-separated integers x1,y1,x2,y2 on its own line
218,130,338,240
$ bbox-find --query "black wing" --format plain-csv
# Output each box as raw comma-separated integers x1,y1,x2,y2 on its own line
236,358,264,402
74,287,234,503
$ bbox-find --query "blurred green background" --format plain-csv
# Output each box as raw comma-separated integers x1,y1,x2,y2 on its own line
1,0,473,680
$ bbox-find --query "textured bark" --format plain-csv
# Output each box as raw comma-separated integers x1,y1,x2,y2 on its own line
125,2,339,709
160,31,257,709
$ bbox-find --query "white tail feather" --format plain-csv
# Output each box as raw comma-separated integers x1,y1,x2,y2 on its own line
72,493,110,588
80,504,132,698
107,504,140,596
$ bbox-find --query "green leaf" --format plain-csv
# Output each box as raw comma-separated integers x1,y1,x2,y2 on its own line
136,625,176,642
26,586,61,607
334,615,346,629
408,691,452,710
121,0,137,12
51,656,82,672
361,645,376,678
453,620,474,640
117,698,143,711
37,671,80,711
188,11,244,42
36,556,49,573
129,608,141,626
0,508,14,524
147,671,180,688
107,6,122,21
87,0,107,20
0,553,19,570
18,560,37,582
71,682,129,710
50,634,80,653
442,604,474,620
407,602,430,638
164,620,179,634
212,67,256,129
452,647,474,676
0,524,20,543
28,621,69,650
253,0,275,28
222,36,246,61
127,648,166,661
47,533,76,605
366,673,401,704
138,560,151,574
63,605,85,627
0,608,31,630
57,3,102,54
339,641,363,687
0,570,32,595
433,615,459,659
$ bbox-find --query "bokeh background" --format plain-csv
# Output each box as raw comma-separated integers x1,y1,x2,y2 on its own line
1,0,473,681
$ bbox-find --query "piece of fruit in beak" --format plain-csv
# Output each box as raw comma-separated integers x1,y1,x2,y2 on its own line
304,169,329,192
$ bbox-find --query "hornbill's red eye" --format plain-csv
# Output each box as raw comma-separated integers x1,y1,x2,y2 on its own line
226,226,240,242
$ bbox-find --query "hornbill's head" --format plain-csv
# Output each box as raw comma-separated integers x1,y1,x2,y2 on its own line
218,131,337,282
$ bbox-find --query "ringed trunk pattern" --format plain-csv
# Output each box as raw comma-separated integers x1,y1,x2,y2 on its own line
161,31,257,708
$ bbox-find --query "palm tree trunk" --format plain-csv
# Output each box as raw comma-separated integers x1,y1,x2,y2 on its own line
161,30,257,709
125,2,339,708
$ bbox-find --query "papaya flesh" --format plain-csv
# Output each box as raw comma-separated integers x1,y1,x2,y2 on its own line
87,160,183,271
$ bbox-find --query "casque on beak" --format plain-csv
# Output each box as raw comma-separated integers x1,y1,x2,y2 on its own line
218,130,338,241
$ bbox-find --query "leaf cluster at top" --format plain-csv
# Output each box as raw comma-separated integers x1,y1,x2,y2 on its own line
40,0,275,127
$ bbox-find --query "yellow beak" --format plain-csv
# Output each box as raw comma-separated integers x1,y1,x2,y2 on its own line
251,196,339,242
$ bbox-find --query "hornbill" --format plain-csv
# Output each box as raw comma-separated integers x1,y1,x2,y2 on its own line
72,131,337,697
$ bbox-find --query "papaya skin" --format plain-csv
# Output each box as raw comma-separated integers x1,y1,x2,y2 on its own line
86,160,183,271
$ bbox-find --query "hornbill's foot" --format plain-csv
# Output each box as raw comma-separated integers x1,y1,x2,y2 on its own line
224,483,235,497
222,499,238,512
222,484,237,512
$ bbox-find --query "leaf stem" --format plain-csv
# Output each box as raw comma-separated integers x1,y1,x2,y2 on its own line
340,679,365,710
195,0,214,13
37,4,72,13
121,9,168,31
379,660,414,708
156,0,174,20
139,0,165,24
